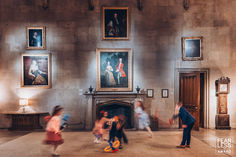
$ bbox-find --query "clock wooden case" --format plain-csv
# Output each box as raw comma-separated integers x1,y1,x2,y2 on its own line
215,76,231,129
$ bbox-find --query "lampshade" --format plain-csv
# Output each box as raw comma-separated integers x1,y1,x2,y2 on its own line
19,98,28,106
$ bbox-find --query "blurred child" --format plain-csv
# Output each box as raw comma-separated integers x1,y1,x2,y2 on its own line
169,102,196,148
93,110,113,143
109,115,128,150
102,111,111,140
93,118,103,144
44,105,64,156
135,101,153,138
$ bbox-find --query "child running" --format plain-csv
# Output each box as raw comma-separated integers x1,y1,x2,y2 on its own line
44,105,64,157
93,110,113,143
135,101,153,138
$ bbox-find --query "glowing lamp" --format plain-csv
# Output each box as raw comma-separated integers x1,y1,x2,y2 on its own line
19,98,28,106
19,98,28,113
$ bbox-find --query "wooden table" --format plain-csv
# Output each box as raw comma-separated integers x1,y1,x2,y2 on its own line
2,112,49,131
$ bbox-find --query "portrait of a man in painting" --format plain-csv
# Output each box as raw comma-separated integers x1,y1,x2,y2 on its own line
103,7,129,40
26,26,46,49
22,54,51,88
97,49,132,91
29,30,42,47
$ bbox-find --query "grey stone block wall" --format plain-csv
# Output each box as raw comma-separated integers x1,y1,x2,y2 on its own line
0,0,236,129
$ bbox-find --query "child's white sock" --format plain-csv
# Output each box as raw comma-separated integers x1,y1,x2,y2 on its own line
52,146,55,154
52,145,58,155
94,137,99,143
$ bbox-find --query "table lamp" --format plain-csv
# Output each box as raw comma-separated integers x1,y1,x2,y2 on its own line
19,98,28,113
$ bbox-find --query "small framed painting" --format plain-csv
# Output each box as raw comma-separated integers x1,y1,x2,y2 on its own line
102,7,129,40
26,26,46,49
147,89,154,98
182,36,203,61
162,89,169,98
96,48,132,92
21,54,51,88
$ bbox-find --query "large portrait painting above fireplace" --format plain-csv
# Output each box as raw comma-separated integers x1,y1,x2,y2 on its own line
96,48,133,92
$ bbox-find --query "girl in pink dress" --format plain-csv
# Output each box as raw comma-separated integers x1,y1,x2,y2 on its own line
93,111,113,143
44,106,64,156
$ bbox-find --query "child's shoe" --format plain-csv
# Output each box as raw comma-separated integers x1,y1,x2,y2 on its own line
94,138,100,144
176,145,185,148
112,148,119,153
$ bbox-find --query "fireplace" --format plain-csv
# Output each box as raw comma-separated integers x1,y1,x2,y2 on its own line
96,100,133,128
84,92,146,130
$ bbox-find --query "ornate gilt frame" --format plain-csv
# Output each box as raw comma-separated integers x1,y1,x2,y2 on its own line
21,53,51,88
96,48,132,92
102,7,129,40
26,26,46,50
182,36,203,61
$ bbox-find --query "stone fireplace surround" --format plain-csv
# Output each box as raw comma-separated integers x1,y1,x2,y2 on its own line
84,92,146,130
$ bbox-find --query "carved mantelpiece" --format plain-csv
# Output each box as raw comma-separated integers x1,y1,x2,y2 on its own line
84,92,146,130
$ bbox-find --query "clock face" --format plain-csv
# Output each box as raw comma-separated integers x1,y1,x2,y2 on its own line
219,84,228,93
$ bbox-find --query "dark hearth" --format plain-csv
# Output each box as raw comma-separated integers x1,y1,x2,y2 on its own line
97,101,133,129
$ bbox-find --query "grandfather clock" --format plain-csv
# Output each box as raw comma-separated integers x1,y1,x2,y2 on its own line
215,77,231,129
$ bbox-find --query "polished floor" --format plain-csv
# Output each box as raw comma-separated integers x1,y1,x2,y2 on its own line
0,129,235,157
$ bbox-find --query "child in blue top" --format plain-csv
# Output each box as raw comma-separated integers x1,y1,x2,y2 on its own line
169,102,196,148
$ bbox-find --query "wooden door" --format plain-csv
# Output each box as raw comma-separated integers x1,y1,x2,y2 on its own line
180,73,200,130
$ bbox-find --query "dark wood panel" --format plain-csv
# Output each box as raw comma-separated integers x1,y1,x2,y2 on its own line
3,113,49,131
180,73,200,130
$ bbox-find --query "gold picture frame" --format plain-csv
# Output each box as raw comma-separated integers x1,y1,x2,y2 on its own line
21,54,51,88
96,48,132,92
182,36,203,61
102,7,129,40
26,26,46,50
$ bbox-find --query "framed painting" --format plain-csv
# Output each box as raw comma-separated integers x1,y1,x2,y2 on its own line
102,7,129,40
26,26,46,49
21,54,51,88
162,89,169,98
182,36,203,61
96,48,132,91
147,89,154,98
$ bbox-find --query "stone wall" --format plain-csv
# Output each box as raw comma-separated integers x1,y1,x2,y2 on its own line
0,0,236,129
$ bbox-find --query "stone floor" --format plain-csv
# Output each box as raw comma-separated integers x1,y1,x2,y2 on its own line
0,129,235,157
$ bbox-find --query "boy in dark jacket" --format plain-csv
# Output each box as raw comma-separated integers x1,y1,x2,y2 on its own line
109,116,128,150
169,102,196,148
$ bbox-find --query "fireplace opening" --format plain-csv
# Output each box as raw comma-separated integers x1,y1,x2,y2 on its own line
96,101,133,129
